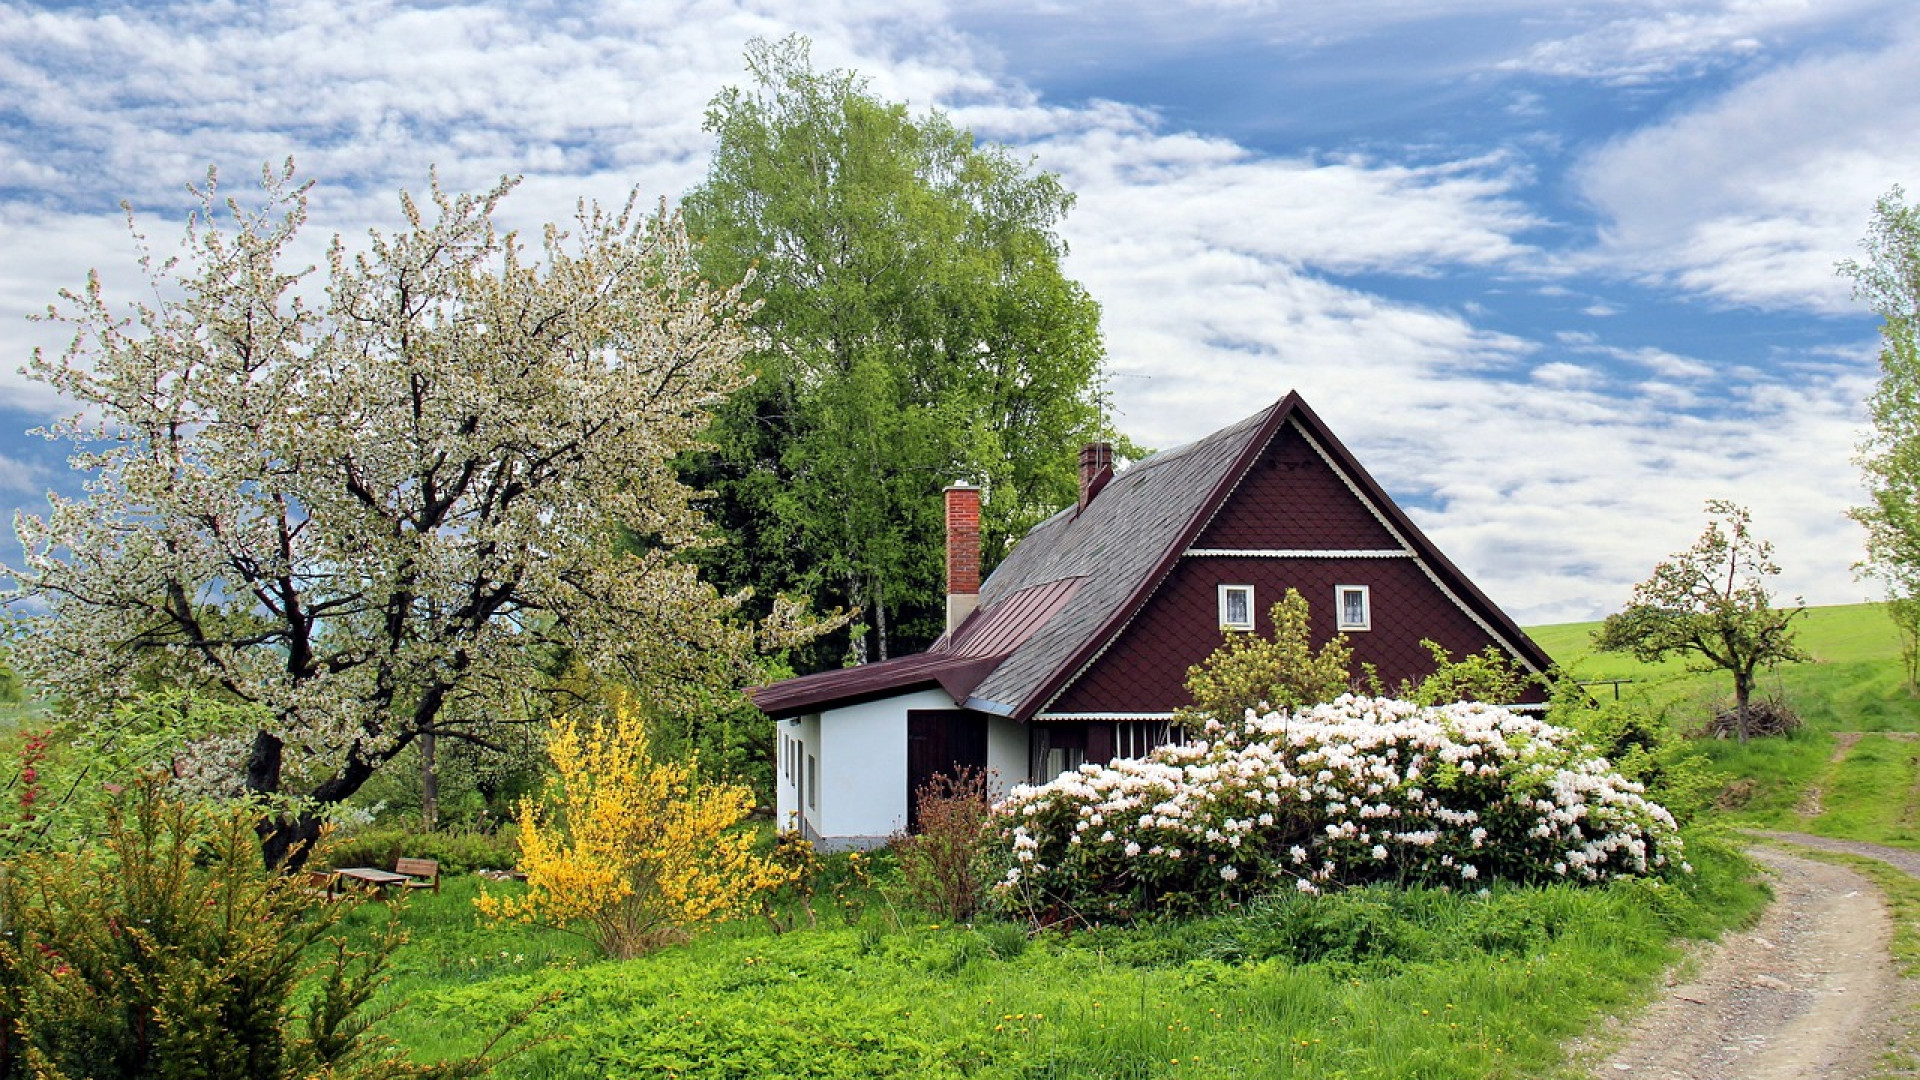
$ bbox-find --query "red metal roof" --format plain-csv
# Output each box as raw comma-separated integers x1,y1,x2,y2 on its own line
748,578,1085,718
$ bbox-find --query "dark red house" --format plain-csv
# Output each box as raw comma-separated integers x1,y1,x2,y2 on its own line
754,392,1555,849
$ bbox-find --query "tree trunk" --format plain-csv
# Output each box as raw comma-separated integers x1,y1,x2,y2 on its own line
420,728,439,831
257,810,325,872
1733,673,1753,744
876,592,890,662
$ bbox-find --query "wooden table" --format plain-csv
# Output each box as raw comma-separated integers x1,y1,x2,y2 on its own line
331,867,410,893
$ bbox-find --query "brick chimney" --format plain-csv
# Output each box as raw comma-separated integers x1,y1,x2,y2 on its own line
1078,441,1114,512
944,482,981,632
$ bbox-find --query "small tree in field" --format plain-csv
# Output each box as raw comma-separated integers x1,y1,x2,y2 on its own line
475,700,793,959
1177,588,1353,726
1595,500,1808,742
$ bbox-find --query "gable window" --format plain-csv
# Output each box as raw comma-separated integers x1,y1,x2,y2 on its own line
1218,584,1255,631
1337,585,1371,631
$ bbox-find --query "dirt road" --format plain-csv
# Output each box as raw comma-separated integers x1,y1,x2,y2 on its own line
1589,834,1919,1079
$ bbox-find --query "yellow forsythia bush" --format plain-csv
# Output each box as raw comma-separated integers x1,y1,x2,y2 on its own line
475,702,793,959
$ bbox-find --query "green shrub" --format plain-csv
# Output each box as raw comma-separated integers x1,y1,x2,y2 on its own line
321,826,521,875
0,777,516,1079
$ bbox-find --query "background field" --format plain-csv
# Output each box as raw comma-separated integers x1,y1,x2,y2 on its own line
1527,601,1920,847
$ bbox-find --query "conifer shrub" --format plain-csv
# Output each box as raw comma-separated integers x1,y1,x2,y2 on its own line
990,696,1684,922
0,777,513,1079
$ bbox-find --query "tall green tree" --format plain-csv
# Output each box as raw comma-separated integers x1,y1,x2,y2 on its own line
681,37,1110,666
1839,186,1920,692
1594,500,1808,742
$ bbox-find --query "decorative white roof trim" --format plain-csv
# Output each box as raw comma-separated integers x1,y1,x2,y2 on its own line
1291,421,1550,680
1186,548,1412,559
1036,712,1180,722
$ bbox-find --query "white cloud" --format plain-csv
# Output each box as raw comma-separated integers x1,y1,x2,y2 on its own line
1572,13,1920,311
1502,0,1890,83
0,0,1885,628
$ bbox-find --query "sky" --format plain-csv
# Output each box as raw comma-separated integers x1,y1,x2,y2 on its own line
0,0,1910,627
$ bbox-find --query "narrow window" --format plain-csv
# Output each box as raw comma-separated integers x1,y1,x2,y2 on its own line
1114,720,1185,760
1218,584,1255,631
1337,585,1371,631
807,754,819,810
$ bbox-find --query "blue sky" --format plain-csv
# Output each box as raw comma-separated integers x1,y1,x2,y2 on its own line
0,0,1912,625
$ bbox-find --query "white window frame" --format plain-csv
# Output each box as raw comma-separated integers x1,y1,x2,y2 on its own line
1218,584,1255,631
1336,584,1371,631
807,754,818,809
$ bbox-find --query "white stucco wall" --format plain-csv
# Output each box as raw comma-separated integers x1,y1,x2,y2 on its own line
814,688,956,849
986,714,1028,797
772,713,817,835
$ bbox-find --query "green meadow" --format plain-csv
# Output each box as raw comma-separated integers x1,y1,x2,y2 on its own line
11,603,1920,1077
1529,601,1920,847
348,842,1762,1080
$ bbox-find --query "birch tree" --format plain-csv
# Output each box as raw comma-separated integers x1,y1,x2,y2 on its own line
1840,186,1920,692
681,36,1110,666
4,163,812,864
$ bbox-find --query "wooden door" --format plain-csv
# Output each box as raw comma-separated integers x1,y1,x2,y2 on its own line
906,710,988,833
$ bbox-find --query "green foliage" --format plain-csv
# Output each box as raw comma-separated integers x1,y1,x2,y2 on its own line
1888,593,1920,694
889,767,993,923
0,777,512,1079
321,826,522,876
1595,500,1809,742
1840,188,1920,685
680,35,1112,667
349,835,1762,1080
1,692,256,860
1399,640,1538,706
1546,676,1722,825
1177,588,1353,724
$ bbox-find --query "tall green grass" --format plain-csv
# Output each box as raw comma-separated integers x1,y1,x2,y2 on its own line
353,840,1763,1080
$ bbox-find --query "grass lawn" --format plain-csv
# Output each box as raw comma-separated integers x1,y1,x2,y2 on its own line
356,839,1763,1080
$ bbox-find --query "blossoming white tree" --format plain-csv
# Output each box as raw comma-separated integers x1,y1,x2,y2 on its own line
4,163,813,864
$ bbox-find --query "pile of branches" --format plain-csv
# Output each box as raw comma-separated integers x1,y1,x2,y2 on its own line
1707,698,1802,738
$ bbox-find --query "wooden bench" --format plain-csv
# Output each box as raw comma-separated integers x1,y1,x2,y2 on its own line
394,857,440,893
302,869,341,900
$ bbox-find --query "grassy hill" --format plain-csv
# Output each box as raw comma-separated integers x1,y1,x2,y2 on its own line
1527,601,1920,730
1528,601,1920,847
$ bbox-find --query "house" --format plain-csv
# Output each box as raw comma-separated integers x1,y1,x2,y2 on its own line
751,391,1556,850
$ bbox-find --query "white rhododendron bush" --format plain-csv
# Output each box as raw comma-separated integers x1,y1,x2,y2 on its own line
992,696,1684,918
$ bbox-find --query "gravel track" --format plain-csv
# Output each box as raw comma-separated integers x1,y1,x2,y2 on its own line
1588,833,1920,1079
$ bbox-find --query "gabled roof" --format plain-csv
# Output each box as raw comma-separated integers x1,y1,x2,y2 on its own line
750,391,1555,721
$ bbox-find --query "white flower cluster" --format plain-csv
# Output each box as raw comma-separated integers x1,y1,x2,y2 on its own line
990,696,1682,916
